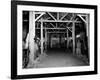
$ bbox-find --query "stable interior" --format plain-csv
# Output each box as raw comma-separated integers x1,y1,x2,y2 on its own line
22,11,89,68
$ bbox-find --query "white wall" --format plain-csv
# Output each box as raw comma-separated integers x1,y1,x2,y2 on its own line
0,0,99,80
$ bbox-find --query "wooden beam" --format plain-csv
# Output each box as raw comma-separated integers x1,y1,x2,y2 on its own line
86,15,89,62
67,13,76,26
50,23,55,28
59,23,66,28
60,13,68,20
47,32,66,33
72,22,75,55
35,12,45,14
41,21,43,54
78,15,87,23
67,29,69,48
35,13,45,21
45,29,47,50
38,20,81,23
47,12,56,21
77,14,87,16
28,11,35,66
60,23,64,27
36,28,66,29
66,27,72,33
86,15,89,37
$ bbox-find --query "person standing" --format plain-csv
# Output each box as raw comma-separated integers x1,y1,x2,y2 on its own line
76,39,82,57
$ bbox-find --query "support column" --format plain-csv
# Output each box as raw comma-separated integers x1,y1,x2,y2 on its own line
28,11,35,66
41,21,43,54
86,15,89,62
86,15,89,37
45,29,47,50
67,28,69,48
72,22,75,54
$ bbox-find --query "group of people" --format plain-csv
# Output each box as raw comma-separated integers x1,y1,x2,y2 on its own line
22,29,42,68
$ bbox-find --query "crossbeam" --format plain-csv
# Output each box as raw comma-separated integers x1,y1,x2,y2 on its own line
47,32,66,33
77,14,87,16
78,15,87,23
50,23,55,28
60,13,68,20
35,12,45,21
47,12,56,21
38,20,81,23
60,23,64,27
36,28,66,29
67,13,76,26
35,12,45,14
66,27,72,32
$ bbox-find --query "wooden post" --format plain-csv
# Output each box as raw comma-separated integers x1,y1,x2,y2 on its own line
28,11,35,67
72,22,75,54
67,28,69,48
86,15,89,62
45,29,47,50
41,21,43,54
86,15,89,37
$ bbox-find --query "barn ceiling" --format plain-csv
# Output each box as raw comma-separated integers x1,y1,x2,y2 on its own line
23,11,88,36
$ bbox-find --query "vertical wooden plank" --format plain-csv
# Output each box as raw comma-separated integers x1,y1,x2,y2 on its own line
41,21,43,54
86,14,89,61
72,22,75,54
45,29,47,50
28,11,35,66
86,15,89,37
67,28,69,48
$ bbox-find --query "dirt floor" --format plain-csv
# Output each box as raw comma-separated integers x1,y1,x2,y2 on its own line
34,48,88,68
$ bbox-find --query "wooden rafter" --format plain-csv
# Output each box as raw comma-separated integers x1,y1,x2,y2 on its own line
47,12,57,21
35,12,45,14
86,15,89,37
60,13,68,20
67,13,76,26
78,14,87,16
47,32,65,33
66,27,72,32
78,14,87,23
38,20,81,23
60,23,66,28
59,23,64,27
35,12,45,21
36,28,66,29
50,23,55,28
